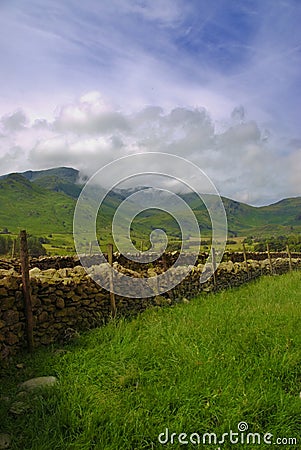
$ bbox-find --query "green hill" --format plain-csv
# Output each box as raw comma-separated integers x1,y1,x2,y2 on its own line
0,167,82,199
3,166,80,184
0,173,75,234
0,167,300,253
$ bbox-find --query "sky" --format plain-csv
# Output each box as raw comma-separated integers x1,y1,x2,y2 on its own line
0,0,300,205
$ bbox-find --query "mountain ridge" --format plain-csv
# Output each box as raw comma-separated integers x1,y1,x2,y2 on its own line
0,166,79,183
0,167,300,239
0,166,299,207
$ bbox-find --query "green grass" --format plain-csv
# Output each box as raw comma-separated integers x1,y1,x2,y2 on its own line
1,272,300,449
0,174,75,235
43,233,76,256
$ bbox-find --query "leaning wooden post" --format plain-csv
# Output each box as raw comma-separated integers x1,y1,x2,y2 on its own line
107,243,116,318
11,238,16,258
89,241,93,256
212,247,217,286
242,243,250,279
266,243,274,275
286,244,293,272
20,230,34,353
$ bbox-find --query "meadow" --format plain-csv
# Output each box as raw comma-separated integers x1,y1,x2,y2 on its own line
1,271,300,449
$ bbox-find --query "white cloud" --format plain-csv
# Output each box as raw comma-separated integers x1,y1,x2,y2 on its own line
217,121,261,149
0,91,292,204
289,148,301,195
112,0,183,26
54,93,129,135
0,146,25,175
231,105,245,123
1,110,28,133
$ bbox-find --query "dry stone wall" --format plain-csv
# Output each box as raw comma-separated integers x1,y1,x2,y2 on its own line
1,253,301,361
2,251,301,272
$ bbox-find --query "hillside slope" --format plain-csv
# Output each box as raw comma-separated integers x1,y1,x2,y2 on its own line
0,173,75,234
0,167,300,238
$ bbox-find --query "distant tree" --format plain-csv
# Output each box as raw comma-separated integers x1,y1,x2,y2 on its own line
27,236,47,257
0,236,13,255
38,236,50,244
0,235,47,257
226,240,237,245
0,236,8,254
254,242,266,252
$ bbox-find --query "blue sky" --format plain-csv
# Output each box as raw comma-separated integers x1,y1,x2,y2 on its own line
0,0,300,205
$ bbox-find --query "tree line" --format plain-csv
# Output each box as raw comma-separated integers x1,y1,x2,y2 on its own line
0,235,46,257
244,234,301,252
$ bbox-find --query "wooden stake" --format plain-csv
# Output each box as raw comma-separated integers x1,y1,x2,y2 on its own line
89,241,92,256
242,243,250,279
212,247,217,285
11,238,16,258
107,243,116,318
20,230,34,353
162,252,168,271
266,242,274,274
286,244,293,272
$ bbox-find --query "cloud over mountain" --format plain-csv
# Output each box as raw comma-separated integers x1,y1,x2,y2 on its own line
0,90,297,205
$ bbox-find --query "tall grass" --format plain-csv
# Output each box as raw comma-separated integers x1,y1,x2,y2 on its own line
1,272,300,449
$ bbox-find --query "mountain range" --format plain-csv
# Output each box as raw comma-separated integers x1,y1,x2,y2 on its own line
0,167,300,246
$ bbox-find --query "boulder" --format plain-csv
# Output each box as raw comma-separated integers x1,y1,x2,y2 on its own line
20,376,58,391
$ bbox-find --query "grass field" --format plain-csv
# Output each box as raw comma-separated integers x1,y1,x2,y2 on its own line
1,272,300,449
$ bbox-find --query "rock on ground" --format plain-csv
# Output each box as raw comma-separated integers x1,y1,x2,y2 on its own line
19,376,58,391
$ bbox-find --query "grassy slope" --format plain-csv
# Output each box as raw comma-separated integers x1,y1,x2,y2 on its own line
0,174,75,235
0,169,301,254
33,175,83,200
183,193,301,235
1,272,300,449
3,167,80,184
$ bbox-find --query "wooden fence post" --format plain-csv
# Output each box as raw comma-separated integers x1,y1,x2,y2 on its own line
162,253,168,271
11,238,16,258
89,241,92,256
107,243,116,318
20,230,34,353
286,244,293,272
266,243,274,274
242,243,250,279
212,247,217,286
